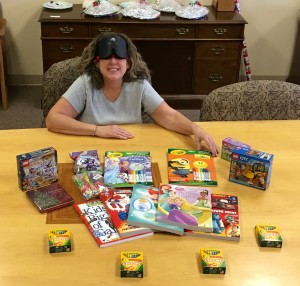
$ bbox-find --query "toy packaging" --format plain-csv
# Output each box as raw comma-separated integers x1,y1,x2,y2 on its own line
167,148,217,186
48,229,71,253
255,225,283,248
221,137,251,161
229,147,274,191
120,251,144,278
200,248,226,274
16,147,58,191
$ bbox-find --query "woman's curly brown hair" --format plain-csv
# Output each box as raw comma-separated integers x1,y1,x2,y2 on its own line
78,32,151,89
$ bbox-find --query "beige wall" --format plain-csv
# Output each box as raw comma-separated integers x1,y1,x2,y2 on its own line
0,0,299,84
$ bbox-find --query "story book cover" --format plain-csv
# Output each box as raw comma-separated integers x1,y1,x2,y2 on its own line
74,200,153,248
167,148,217,186
184,194,240,241
127,184,184,235
26,182,74,213
104,151,153,187
156,184,213,232
99,188,153,237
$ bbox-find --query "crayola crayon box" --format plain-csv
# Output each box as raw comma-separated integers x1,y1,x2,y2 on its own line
255,225,283,248
48,229,71,253
120,251,143,278
221,137,251,161
229,147,274,191
200,248,226,274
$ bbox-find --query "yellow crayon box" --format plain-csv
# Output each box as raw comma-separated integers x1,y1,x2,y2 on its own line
120,251,143,278
200,248,226,274
255,225,283,248
48,229,71,253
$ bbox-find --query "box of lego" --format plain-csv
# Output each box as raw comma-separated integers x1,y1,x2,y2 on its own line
221,137,251,162
16,147,58,191
229,147,274,191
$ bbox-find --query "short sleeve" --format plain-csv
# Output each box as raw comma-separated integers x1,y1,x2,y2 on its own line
142,80,164,114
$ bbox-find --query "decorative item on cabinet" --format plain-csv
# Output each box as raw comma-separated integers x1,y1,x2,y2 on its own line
212,0,235,12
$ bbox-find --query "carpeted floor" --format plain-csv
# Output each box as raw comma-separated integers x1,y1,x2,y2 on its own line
0,85,200,130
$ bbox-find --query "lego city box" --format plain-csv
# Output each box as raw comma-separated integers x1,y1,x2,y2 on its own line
221,137,251,161
16,147,58,191
229,147,274,191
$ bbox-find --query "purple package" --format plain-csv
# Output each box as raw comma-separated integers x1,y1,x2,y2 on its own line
221,137,251,161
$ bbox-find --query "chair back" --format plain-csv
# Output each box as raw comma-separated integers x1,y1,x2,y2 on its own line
42,57,81,118
199,80,300,121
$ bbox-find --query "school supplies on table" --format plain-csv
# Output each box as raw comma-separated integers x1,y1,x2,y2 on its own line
167,148,217,186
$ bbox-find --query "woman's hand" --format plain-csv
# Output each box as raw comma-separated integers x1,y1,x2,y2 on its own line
95,125,134,139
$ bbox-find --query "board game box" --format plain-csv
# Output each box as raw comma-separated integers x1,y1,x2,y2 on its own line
229,147,274,191
16,147,58,191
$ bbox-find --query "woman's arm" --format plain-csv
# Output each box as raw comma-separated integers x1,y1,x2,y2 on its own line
45,98,134,139
150,102,219,156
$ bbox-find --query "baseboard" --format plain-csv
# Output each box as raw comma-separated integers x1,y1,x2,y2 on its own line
7,75,42,86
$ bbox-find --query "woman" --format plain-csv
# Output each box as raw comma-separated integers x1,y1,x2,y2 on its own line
46,32,219,156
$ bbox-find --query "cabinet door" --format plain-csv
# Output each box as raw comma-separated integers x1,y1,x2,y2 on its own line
134,41,194,94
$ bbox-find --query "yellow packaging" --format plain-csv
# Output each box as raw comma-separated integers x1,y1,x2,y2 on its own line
200,248,226,274
120,251,143,278
255,225,283,248
48,229,71,253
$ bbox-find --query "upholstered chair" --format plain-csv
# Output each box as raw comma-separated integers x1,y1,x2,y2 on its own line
199,80,300,121
41,57,153,123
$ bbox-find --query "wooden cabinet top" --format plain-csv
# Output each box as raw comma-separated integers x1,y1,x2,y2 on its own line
39,4,247,25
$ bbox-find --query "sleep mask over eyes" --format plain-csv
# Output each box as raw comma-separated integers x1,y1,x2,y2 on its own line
94,35,128,60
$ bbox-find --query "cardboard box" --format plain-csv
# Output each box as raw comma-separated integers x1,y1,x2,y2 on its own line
200,248,226,274
212,0,235,12
229,147,274,191
120,251,143,278
48,229,71,253
16,147,58,191
255,225,283,248
221,137,251,161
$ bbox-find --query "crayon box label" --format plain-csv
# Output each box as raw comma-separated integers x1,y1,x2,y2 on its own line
48,229,71,253
200,248,226,274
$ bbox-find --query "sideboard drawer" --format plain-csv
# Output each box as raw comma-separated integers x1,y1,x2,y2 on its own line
197,25,244,39
42,40,89,60
91,24,196,39
195,41,242,59
41,23,89,37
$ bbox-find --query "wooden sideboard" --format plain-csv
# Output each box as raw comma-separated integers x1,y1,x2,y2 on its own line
39,5,247,109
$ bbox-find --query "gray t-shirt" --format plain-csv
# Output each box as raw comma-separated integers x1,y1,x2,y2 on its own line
62,74,164,125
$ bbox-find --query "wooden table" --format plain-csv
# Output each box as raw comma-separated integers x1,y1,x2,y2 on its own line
0,121,299,286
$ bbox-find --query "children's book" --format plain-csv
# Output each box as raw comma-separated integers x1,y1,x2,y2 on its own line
26,182,74,213
99,188,153,237
156,184,213,232
167,148,217,186
184,194,240,241
104,151,153,187
127,184,184,235
74,200,153,248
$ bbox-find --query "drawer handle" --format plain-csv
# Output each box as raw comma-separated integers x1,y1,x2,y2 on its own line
59,27,74,34
60,45,75,53
213,28,227,35
176,28,190,35
208,73,223,82
98,27,112,33
211,46,226,55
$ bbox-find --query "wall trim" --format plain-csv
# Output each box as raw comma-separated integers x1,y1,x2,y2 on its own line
8,75,43,86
